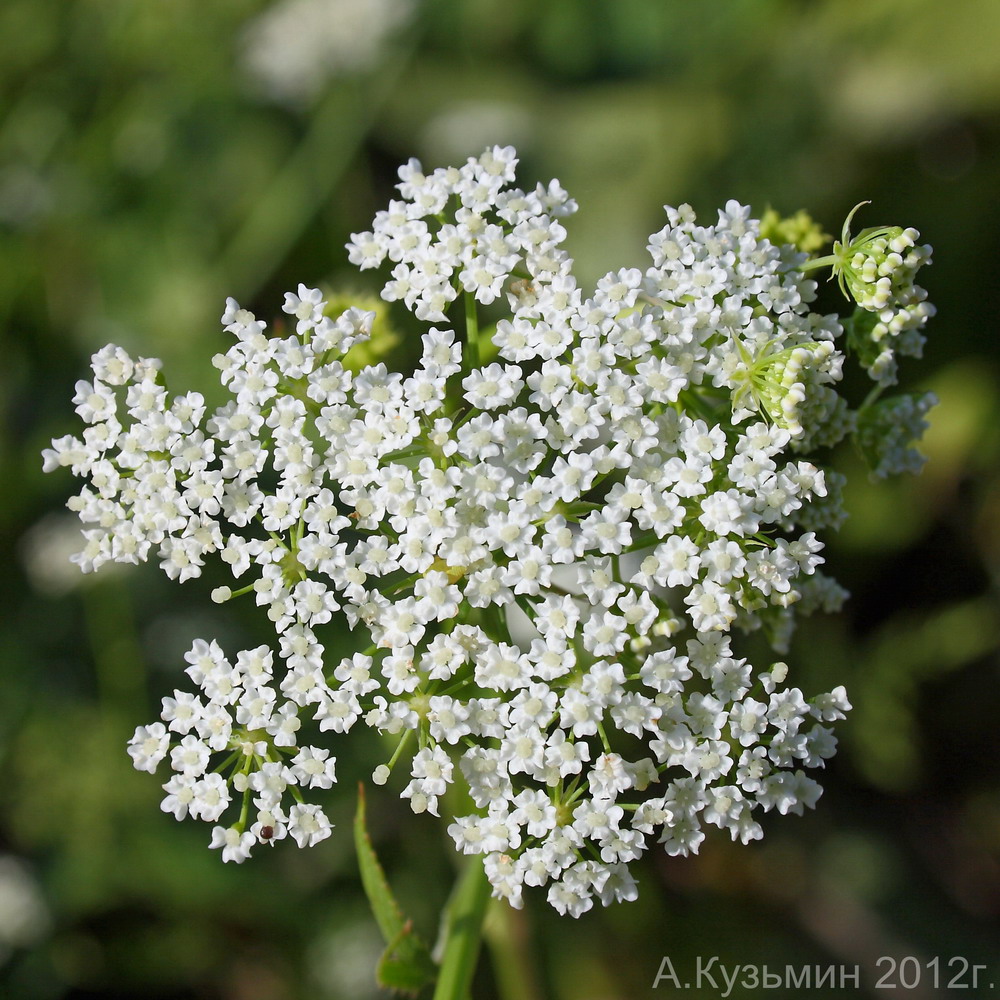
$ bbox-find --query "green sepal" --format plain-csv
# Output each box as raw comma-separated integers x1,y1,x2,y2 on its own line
354,783,437,996
844,307,882,369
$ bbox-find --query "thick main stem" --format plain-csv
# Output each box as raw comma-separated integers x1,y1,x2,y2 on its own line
433,860,492,1000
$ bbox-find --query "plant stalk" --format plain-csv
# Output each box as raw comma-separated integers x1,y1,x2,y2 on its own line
464,291,480,370
433,859,492,1000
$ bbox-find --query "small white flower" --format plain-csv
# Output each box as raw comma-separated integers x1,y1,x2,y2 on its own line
128,723,170,773
287,803,333,848
209,826,255,864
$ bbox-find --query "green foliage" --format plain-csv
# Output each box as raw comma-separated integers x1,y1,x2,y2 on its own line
849,598,1000,792
354,785,437,995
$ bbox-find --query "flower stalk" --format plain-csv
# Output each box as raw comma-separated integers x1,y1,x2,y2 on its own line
434,859,492,1000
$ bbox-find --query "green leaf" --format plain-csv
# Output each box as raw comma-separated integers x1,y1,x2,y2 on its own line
354,783,437,996
353,783,404,942
377,920,439,995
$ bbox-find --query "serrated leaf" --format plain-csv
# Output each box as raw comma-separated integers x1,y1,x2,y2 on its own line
354,783,437,996
354,783,405,942
377,920,439,995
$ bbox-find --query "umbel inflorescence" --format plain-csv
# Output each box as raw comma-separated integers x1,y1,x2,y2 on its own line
45,147,934,916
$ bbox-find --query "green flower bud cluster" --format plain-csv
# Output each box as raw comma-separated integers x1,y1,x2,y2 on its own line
855,391,938,479
830,204,935,384
758,208,830,255
731,338,842,439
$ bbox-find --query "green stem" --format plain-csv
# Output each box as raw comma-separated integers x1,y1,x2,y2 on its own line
464,292,480,370
860,381,886,410
386,727,414,772
433,860,492,1000
799,253,839,272
483,901,544,1000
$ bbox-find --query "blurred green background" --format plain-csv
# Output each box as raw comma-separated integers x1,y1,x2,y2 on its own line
2,0,999,996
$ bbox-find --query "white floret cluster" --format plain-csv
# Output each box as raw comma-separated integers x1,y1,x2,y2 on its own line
45,146,933,914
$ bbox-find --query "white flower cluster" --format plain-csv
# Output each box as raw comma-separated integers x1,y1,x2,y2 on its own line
127,639,335,862
45,147,933,913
